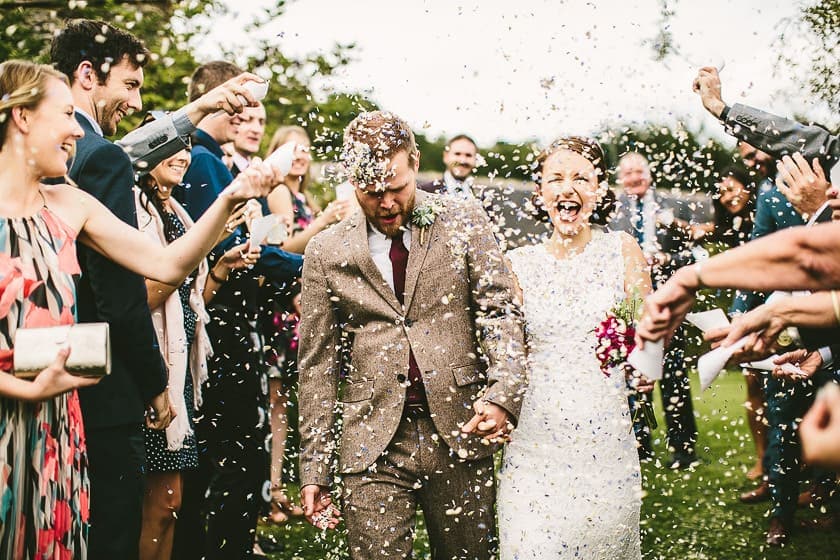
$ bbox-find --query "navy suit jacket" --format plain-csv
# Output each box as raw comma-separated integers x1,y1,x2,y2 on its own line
177,130,303,289
730,183,805,315
69,113,168,429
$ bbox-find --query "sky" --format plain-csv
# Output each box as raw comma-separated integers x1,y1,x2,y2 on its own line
203,0,832,147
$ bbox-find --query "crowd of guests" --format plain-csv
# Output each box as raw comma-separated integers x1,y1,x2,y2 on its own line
0,16,838,560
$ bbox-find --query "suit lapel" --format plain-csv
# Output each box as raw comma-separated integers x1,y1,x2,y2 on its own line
403,190,434,313
349,211,403,314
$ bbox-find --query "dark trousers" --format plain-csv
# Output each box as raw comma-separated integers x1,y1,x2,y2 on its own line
175,430,267,560
86,424,146,560
631,329,697,456
763,371,837,521
174,312,269,560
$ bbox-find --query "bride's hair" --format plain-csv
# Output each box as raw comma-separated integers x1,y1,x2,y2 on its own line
530,135,615,226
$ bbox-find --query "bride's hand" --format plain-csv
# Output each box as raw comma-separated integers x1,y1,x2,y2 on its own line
626,366,655,393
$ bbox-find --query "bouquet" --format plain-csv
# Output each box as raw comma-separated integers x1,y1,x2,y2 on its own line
595,297,640,376
595,295,657,431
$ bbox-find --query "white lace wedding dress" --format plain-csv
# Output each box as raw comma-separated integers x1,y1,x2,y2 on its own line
497,231,642,559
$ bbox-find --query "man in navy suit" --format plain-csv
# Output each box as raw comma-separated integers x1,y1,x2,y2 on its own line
50,20,268,559
173,61,302,560
420,134,479,198
694,66,836,545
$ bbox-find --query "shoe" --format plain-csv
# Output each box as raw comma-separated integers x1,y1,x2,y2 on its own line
669,452,700,470
766,517,790,547
746,461,763,481
798,484,818,507
739,482,770,504
798,514,839,532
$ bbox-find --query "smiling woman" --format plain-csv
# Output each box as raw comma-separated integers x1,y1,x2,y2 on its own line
0,57,284,559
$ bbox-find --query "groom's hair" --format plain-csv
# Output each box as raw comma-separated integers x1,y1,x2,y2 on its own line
343,111,419,168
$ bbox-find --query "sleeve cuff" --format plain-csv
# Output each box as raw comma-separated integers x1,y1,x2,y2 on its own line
171,108,196,138
818,346,834,369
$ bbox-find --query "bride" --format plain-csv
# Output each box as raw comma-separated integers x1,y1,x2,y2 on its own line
497,136,652,559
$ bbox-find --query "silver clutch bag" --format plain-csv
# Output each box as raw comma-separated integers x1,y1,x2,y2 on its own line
13,322,111,378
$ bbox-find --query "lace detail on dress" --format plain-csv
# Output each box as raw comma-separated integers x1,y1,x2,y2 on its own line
497,231,642,559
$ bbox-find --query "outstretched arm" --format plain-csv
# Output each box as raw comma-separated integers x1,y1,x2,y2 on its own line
75,162,282,285
638,221,840,343
693,66,839,166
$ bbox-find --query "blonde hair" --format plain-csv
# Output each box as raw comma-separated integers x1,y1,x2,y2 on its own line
0,60,70,151
267,125,315,201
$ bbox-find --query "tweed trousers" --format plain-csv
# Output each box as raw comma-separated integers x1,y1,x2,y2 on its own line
341,415,497,560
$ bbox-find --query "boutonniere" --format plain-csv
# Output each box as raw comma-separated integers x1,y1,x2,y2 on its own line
410,200,444,244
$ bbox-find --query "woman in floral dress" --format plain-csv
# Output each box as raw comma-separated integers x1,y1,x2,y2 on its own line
0,60,280,559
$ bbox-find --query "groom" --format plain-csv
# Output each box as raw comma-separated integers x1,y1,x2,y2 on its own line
298,111,527,559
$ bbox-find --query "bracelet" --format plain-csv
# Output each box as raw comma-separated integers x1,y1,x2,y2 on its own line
832,290,840,326
209,267,229,284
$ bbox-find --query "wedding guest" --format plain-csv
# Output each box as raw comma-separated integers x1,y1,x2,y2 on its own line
231,103,266,177
692,68,833,543
0,58,279,560
683,166,754,246
49,19,268,560
608,152,698,469
133,113,261,560
173,61,303,560
420,134,480,198
262,125,349,525
693,66,839,171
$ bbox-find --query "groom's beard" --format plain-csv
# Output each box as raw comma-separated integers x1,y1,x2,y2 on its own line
366,192,415,238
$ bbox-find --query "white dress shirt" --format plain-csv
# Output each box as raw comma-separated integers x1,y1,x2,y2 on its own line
367,225,412,294
442,170,476,199
75,107,103,137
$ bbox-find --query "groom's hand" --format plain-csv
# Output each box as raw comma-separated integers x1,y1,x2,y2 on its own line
462,400,514,442
301,484,341,530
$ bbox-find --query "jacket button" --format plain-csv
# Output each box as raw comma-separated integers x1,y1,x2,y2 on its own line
404,318,414,327
396,373,407,383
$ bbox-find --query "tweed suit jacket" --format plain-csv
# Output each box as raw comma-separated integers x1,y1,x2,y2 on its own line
298,191,527,487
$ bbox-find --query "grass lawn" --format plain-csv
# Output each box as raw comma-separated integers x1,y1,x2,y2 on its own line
259,370,838,559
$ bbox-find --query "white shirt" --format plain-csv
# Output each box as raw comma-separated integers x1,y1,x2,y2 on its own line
443,170,476,199
367,225,412,294
75,107,103,137
232,151,251,172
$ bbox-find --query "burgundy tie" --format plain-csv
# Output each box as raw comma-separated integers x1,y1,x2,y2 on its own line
389,235,427,406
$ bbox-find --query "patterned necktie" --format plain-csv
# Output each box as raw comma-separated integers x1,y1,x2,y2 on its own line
389,235,426,405
633,197,645,245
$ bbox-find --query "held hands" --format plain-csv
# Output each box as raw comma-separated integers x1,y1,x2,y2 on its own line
776,154,830,219
300,485,341,530
461,400,514,442
625,365,655,393
28,347,101,401
692,66,726,118
146,389,176,430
